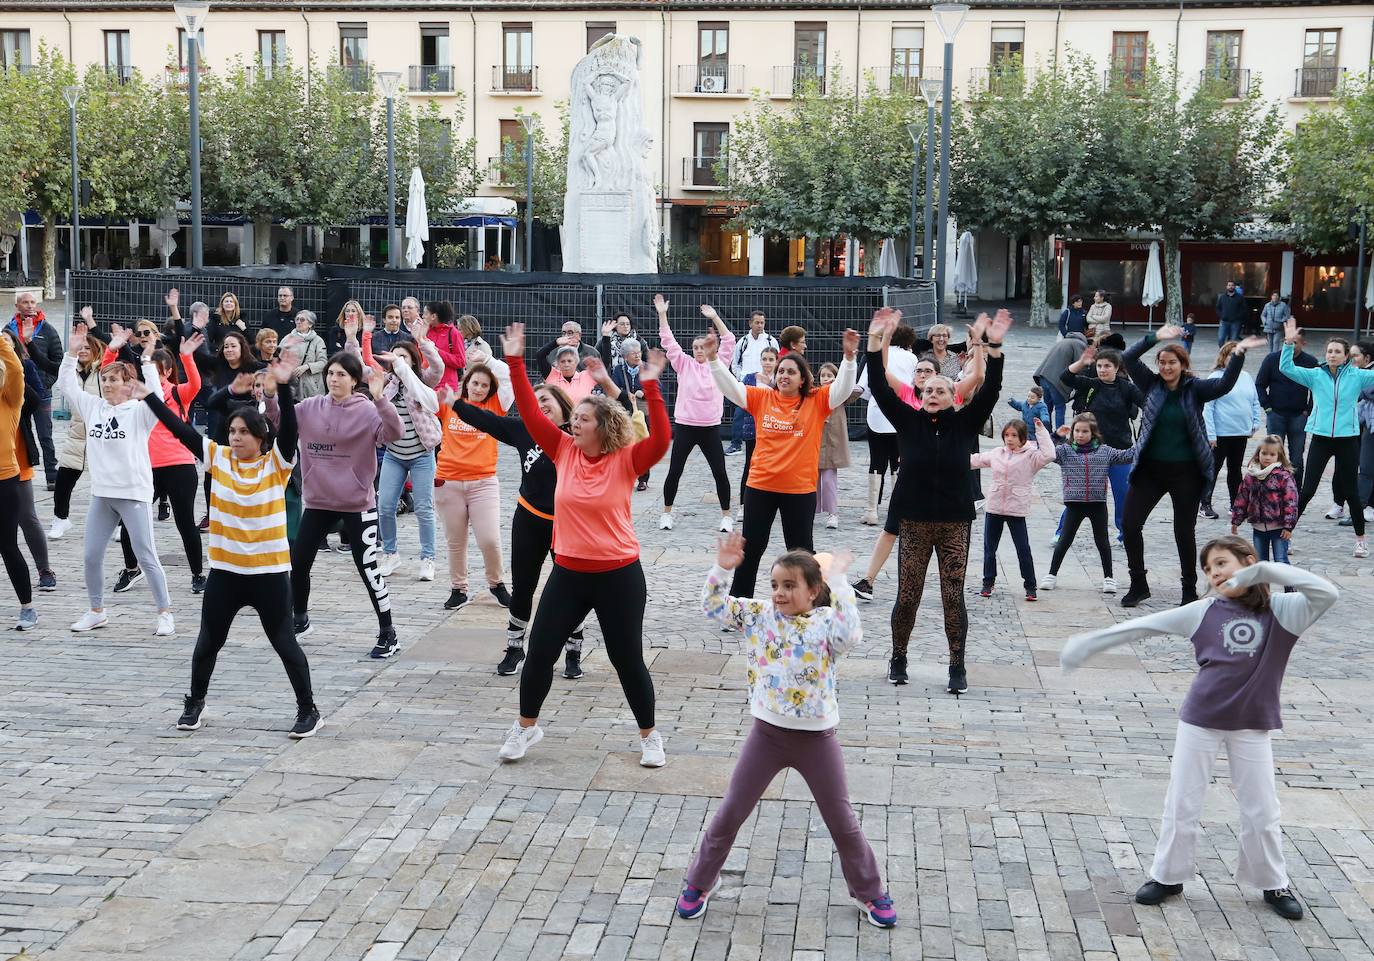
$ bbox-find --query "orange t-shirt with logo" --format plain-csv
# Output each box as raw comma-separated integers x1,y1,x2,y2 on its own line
436,393,507,481
743,383,833,495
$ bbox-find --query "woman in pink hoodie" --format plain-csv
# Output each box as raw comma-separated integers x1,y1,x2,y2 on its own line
289,349,404,658
970,418,1056,601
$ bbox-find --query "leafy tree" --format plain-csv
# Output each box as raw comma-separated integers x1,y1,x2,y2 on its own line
383,92,481,226
495,102,569,225
949,54,1105,327
1099,54,1282,323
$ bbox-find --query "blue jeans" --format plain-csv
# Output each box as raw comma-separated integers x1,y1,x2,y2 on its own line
728,400,745,448
1251,528,1289,564
1218,321,1241,346
1041,382,1067,431
378,450,436,559
982,513,1036,592
1266,410,1308,490
1266,329,1284,355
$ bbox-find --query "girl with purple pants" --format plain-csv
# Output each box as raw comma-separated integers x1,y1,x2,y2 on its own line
676,534,896,928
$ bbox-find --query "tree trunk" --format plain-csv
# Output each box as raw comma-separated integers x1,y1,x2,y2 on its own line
1027,232,1049,328
41,217,57,300
1163,229,1183,326
860,235,880,277
254,215,273,264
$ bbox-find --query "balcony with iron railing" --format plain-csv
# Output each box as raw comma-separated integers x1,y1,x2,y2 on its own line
165,63,210,87
487,154,526,185
771,63,825,98
409,64,455,93
242,63,288,83
1102,67,1146,91
331,63,372,92
682,155,728,189
1294,66,1344,98
969,64,1029,96
1198,66,1250,99
492,65,538,93
674,63,746,96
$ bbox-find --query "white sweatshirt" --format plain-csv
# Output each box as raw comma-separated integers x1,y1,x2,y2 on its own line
58,355,162,503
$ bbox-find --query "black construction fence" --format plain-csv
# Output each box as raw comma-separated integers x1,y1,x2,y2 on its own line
69,266,937,435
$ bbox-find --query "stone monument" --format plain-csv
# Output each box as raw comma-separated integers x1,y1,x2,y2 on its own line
562,34,657,273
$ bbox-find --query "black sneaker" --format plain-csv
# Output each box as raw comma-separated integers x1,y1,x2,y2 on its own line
157,499,171,522
191,574,207,595
888,655,908,685
289,704,322,739
1135,879,1183,905
113,568,144,593
1264,887,1303,920
369,627,399,659
979,580,993,598
852,577,874,601
294,614,313,638
444,589,470,611
497,646,525,675
1121,584,1152,608
725,444,742,455
1199,504,1219,520
947,666,968,694
177,695,205,731
37,570,56,591
490,583,513,608
564,650,584,679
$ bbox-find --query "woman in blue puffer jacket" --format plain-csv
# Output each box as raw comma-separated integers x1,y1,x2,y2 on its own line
1278,316,1374,556
1201,341,1263,517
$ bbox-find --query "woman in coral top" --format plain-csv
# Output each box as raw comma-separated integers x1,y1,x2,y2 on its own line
709,328,860,598
495,321,671,768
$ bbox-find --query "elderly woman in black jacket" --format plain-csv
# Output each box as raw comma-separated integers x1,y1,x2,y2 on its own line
1118,324,1267,608
866,306,1011,696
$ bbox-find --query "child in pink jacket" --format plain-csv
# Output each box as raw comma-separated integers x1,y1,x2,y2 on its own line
971,418,1056,600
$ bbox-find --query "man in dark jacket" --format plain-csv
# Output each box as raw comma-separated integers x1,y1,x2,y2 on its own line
1215,281,1248,346
1058,294,1088,338
1255,332,1317,489
6,291,63,489
261,286,298,338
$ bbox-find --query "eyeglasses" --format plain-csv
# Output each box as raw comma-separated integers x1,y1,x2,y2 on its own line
137,330,156,337
562,328,578,334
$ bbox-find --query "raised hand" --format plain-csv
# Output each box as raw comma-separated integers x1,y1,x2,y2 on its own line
128,378,152,401
700,304,720,322
191,313,207,331
715,532,746,570
986,308,1013,344
164,288,179,308
653,293,669,315
842,327,860,359
1237,335,1268,352
868,307,901,337
180,332,205,356
438,386,458,408
1284,315,1299,345
108,323,131,351
1080,344,1097,365
1056,424,1071,438
278,348,301,371
343,314,359,338
79,305,94,325
267,356,295,385
640,347,667,382
67,327,86,357
583,355,611,383
231,371,256,395
969,312,990,343
602,320,615,337
1155,323,1184,341
503,323,525,357
408,317,429,341
363,313,376,334
366,365,387,400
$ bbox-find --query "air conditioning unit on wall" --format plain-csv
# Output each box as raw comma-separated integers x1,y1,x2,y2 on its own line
698,73,726,93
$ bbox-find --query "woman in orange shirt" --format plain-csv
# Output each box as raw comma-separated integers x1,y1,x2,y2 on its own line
709,329,860,597
434,351,515,611
495,322,671,769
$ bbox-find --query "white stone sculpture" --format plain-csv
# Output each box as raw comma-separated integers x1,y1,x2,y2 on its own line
562,34,657,274
0,234,13,273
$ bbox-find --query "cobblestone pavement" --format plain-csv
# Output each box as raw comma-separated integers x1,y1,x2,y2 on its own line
6,324,1374,961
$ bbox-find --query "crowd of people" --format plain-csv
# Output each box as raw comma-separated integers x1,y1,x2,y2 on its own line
0,284,1352,926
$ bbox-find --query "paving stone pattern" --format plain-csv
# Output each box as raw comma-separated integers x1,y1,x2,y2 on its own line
6,325,1374,961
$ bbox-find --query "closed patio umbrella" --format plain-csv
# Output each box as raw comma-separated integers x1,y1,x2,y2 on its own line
404,166,429,269
1142,240,1165,330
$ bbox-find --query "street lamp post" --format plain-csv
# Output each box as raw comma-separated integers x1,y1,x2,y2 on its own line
174,0,210,271
932,3,968,323
518,115,536,272
919,78,940,285
61,86,81,273
377,71,402,269
905,122,920,279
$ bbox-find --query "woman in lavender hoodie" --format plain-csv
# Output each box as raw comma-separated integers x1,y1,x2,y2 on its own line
289,349,404,658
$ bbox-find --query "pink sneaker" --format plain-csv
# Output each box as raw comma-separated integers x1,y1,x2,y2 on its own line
675,879,719,919
856,893,897,927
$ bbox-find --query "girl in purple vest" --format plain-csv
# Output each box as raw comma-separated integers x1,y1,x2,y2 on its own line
1061,534,1337,921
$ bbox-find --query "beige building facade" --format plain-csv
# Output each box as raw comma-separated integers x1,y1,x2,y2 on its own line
0,0,1370,280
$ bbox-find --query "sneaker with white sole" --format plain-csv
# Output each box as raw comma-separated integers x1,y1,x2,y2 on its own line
71,610,109,632
1326,504,1346,519
48,517,71,539
15,607,37,631
112,568,144,593
498,721,543,761
1038,574,1057,591
417,558,435,581
825,513,839,529
1357,540,1370,559
856,894,898,928
289,705,322,739
378,553,401,577
1102,576,1117,594
154,612,175,637
639,730,667,767
659,512,674,531
676,879,721,920
718,515,732,533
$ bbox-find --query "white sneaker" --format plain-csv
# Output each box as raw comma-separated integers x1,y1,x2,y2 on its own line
154,612,175,637
1356,540,1369,559
1365,507,1374,522
1102,577,1117,594
659,513,674,531
71,610,109,632
1326,504,1346,520
825,513,839,530
639,730,667,768
1038,574,1057,591
498,721,543,761
1049,535,1060,548
378,553,401,577
417,558,435,581
48,517,71,539
718,515,732,533
735,505,745,521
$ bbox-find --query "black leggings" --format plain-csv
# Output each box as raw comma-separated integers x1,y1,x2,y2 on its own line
1299,435,1364,536
1204,435,1249,508
739,438,756,504
53,465,83,519
291,507,392,630
506,503,585,649
0,475,31,605
1122,459,1206,592
519,560,654,728
1049,502,1112,578
190,569,312,707
663,423,731,511
730,486,817,598
121,464,202,577
866,431,899,475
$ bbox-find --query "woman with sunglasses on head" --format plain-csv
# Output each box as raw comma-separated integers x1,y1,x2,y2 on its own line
50,323,108,542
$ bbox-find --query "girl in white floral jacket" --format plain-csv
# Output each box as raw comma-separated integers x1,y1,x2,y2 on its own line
677,534,896,929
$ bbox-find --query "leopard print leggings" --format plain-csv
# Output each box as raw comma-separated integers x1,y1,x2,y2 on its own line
890,520,971,668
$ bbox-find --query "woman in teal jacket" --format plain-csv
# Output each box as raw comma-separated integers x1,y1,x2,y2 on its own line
1278,316,1374,553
